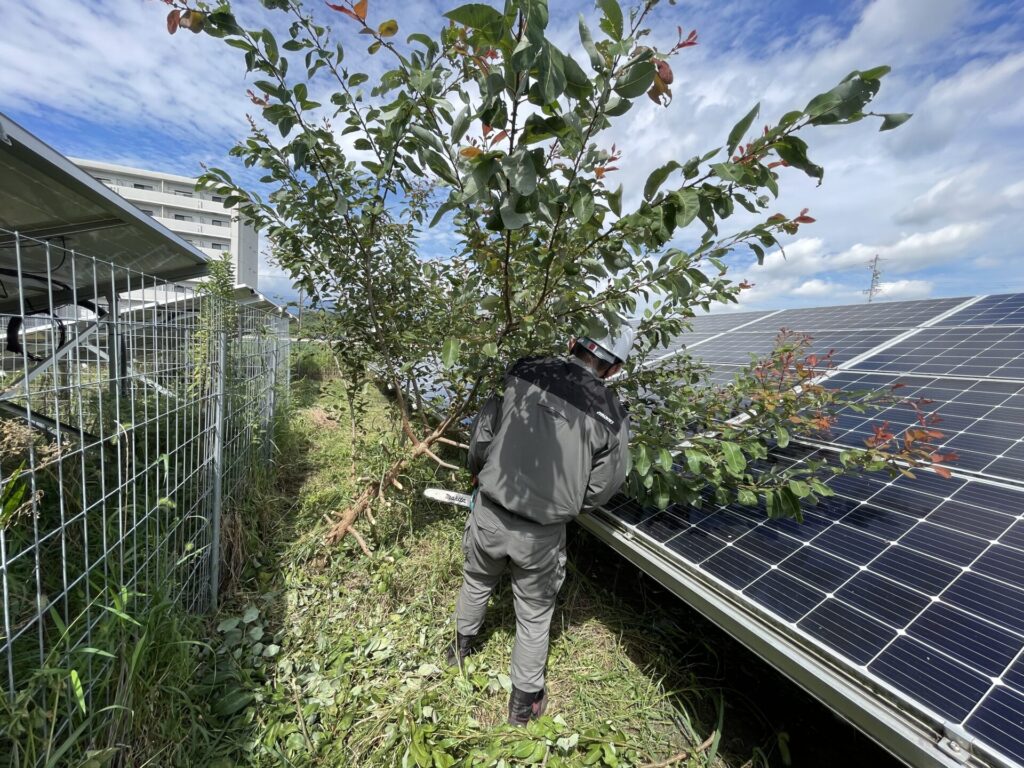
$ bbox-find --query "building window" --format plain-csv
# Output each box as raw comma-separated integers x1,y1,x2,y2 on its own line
140,209,154,215
173,214,192,222
212,195,224,203
133,183,153,190
96,177,112,184
175,190,193,197
211,242,226,251
211,219,225,227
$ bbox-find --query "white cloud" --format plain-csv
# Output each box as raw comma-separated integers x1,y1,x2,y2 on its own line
874,279,934,300
792,278,839,297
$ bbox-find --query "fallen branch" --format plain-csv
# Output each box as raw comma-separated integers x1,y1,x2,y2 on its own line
638,733,715,768
436,437,469,450
349,525,372,557
325,415,458,547
424,446,459,471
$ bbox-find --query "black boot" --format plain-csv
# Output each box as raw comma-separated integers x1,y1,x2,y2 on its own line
445,632,476,668
507,685,548,726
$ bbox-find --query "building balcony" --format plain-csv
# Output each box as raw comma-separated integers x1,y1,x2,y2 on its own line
106,183,233,214
152,215,232,240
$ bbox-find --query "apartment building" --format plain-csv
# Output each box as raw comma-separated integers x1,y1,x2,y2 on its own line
73,158,258,289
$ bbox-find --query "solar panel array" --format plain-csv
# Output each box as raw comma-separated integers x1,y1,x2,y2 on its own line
606,293,1024,768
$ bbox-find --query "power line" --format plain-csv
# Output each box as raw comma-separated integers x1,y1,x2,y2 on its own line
864,254,884,302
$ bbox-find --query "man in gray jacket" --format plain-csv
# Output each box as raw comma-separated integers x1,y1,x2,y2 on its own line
449,328,633,726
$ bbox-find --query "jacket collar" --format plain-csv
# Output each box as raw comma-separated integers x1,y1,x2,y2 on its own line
566,354,602,381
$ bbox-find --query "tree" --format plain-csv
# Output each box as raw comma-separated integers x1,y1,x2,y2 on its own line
164,0,941,548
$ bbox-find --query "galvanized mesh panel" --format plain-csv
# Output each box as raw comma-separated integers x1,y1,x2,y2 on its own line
0,227,289,731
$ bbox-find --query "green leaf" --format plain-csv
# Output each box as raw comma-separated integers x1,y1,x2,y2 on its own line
774,424,790,448
443,4,506,42
504,151,537,196
670,188,699,229
727,102,759,157
653,474,670,509
562,51,593,99
480,295,503,312
578,15,603,70
536,41,567,103
633,444,650,476
214,690,255,716
711,162,745,183
721,442,746,475
571,188,594,224
70,669,86,714
482,342,498,358
644,161,680,201
685,448,705,475
423,149,459,186
613,61,655,99
737,488,758,506
879,112,912,131
858,64,892,80
774,136,823,183
242,605,259,623
499,197,530,229
788,479,811,498
441,337,461,368
607,184,622,216
410,124,445,154
597,0,623,40
451,106,472,143
261,29,278,64
348,72,368,86
658,448,673,472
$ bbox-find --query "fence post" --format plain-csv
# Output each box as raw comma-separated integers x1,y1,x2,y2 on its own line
209,328,227,611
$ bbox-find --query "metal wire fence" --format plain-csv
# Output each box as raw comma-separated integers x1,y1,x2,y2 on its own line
0,226,290,738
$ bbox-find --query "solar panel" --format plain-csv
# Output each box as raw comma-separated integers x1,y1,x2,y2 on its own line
939,293,1024,327
603,454,1024,764
598,291,1024,768
768,296,967,330
854,326,1024,379
822,371,1024,483
689,328,903,368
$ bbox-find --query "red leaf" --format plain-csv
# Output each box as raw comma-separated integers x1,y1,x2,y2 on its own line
327,2,359,20
794,215,816,224
481,123,492,137
490,130,508,145
353,0,368,21
933,466,952,479
167,8,180,34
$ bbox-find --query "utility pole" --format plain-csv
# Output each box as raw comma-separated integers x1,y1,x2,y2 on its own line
864,255,883,302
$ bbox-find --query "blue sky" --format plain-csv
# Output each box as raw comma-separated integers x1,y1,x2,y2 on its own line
2,0,1022,310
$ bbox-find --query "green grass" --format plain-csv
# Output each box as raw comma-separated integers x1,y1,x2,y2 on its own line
181,361,737,768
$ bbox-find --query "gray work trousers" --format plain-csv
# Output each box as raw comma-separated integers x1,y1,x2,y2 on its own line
455,492,567,692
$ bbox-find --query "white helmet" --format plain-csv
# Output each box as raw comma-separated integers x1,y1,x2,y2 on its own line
578,325,635,365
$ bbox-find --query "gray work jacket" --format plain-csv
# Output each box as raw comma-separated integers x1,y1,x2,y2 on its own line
468,355,631,526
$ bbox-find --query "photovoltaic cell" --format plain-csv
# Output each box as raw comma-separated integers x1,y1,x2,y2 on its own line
688,328,902,368
768,296,966,330
869,636,991,722
939,293,1024,327
604,292,1024,767
854,326,1024,380
966,687,1024,764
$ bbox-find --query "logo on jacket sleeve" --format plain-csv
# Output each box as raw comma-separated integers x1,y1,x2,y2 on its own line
595,410,614,425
